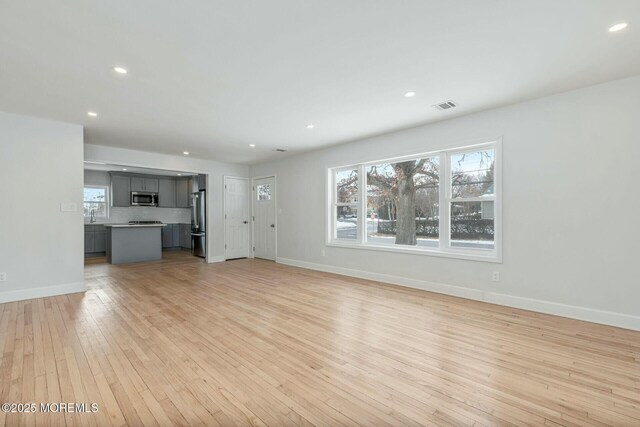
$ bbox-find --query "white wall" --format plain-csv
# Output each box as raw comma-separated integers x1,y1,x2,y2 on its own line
0,112,84,302
84,144,249,262
251,75,640,330
84,170,191,224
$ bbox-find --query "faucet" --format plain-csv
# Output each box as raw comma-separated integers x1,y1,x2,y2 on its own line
90,209,96,223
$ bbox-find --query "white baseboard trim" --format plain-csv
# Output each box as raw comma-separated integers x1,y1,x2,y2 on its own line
276,257,640,331
0,282,86,304
207,256,226,264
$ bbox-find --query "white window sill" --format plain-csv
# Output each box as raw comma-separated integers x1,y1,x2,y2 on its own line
326,240,502,263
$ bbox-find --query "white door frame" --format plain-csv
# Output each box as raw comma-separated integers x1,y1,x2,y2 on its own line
251,175,277,260
224,176,250,260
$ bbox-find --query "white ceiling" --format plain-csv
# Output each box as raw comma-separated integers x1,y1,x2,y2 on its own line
1,1,639,164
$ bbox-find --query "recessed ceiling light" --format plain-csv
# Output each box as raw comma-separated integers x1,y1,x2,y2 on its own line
183,151,190,155
609,22,628,32
609,22,629,33
87,111,98,117
404,91,416,98
177,173,182,176
249,144,256,147
113,66,128,74
122,168,127,171
306,124,314,129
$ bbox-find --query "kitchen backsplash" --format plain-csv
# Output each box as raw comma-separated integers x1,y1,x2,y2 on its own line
87,206,191,224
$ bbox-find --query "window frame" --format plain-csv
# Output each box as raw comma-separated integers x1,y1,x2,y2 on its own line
83,185,110,219
330,165,361,241
326,140,502,263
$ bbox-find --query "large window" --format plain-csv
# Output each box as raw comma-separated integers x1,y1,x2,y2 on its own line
84,186,108,218
328,141,501,262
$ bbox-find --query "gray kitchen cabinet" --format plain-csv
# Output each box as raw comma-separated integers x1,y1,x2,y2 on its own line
185,226,192,249
145,178,159,192
162,224,182,248
130,176,144,192
131,176,159,192
85,225,107,254
162,225,173,248
84,231,94,253
158,178,177,208
179,224,187,248
180,223,191,249
176,178,191,208
111,174,131,207
172,223,180,245
197,174,206,191
94,231,106,252
112,173,195,209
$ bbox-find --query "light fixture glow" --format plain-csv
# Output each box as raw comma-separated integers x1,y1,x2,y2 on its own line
249,144,256,147
609,22,628,32
87,111,98,117
306,124,314,129
183,151,190,155
113,66,128,74
122,168,127,171
177,173,182,176
404,91,416,98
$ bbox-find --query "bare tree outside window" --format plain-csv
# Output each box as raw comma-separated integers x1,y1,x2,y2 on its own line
367,158,439,246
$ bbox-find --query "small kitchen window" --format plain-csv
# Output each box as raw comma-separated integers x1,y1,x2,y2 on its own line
84,186,109,218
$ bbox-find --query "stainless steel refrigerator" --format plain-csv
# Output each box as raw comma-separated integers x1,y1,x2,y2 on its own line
191,190,206,258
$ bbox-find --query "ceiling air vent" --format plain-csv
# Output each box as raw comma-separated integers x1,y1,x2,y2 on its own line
275,148,287,152
433,100,457,111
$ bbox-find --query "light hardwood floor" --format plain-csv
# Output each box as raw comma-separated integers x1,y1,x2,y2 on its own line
1,251,638,426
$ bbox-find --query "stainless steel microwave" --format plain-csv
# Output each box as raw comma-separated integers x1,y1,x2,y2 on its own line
131,192,158,206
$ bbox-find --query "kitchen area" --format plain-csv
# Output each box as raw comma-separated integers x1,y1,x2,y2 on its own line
83,163,207,264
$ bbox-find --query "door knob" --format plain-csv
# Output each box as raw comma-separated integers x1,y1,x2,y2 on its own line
270,224,275,228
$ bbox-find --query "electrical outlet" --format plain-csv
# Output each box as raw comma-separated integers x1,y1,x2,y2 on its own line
492,271,500,282
321,249,326,257
0,272,7,282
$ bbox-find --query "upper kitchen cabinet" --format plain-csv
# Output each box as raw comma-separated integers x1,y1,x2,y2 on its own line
108,172,196,209
146,178,159,192
176,178,191,208
111,174,131,207
130,176,143,192
131,176,159,192
158,178,177,208
192,175,206,193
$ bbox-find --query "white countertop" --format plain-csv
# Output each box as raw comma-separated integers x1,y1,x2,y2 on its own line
104,224,167,228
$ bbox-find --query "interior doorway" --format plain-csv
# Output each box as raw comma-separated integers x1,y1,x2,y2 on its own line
252,176,276,261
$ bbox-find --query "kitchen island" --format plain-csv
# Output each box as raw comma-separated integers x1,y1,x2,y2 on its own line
105,223,166,264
